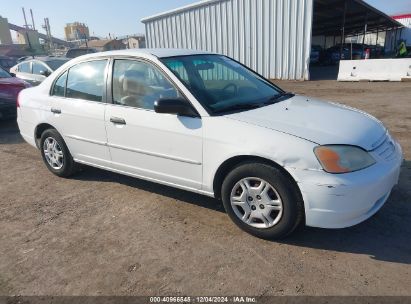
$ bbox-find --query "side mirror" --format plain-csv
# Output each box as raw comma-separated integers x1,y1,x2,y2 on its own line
9,72,16,77
154,98,198,117
39,70,51,77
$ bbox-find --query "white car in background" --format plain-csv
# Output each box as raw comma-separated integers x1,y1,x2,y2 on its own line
17,49,403,239
10,57,70,86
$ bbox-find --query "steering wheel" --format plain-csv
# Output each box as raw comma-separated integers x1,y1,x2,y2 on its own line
222,83,238,95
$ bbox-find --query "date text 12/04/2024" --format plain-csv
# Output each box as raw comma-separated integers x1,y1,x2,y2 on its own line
149,296,257,303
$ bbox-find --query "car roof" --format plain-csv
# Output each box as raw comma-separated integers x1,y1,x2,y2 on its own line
80,48,213,59
33,56,69,62
17,56,69,64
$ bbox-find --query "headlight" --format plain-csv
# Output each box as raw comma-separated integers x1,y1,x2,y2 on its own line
314,145,376,173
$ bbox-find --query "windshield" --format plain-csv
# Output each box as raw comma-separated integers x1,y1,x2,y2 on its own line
0,58,16,69
0,66,11,78
161,55,289,115
46,59,69,71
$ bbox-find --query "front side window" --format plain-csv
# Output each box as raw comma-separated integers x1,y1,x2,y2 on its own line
161,55,287,115
32,62,48,75
18,62,31,73
51,71,67,97
112,59,180,110
66,60,107,102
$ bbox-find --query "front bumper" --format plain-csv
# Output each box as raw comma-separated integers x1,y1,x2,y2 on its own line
289,139,403,229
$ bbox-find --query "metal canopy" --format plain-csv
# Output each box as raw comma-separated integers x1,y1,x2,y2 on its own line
313,0,403,36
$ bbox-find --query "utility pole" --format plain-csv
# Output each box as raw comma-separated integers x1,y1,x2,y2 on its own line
30,9,36,30
42,18,53,54
339,0,348,61
362,13,368,54
22,7,28,28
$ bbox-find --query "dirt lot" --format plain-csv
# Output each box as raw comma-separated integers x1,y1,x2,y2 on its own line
0,80,410,296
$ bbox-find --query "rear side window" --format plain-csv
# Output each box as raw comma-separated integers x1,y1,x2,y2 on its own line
52,71,67,97
19,62,31,73
66,60,107,102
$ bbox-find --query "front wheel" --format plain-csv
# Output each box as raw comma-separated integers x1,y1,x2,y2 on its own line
221,162,304,239
40,129,78,177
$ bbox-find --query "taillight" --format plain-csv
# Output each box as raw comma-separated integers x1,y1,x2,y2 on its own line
16,92,20,108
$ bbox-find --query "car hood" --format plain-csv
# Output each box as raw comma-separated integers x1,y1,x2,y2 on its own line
0,77,28,87
225,95,386,151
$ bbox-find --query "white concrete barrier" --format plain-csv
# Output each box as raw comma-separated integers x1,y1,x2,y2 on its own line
338,59,411,82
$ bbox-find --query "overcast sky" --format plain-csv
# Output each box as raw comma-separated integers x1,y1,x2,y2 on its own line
1,0,410,40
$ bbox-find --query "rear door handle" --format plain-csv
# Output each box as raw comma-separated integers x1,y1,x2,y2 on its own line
110,117,126,125
51,108,61,114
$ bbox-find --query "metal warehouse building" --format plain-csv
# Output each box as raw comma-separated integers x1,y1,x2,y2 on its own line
142,0,401,80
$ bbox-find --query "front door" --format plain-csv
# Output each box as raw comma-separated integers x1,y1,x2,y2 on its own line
31,61,48,85
105,59,203,190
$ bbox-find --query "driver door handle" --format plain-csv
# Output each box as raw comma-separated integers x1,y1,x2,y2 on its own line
110,117,126,125
51,108,61,114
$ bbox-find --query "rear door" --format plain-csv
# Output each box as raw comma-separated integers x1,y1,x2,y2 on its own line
48,59,111,167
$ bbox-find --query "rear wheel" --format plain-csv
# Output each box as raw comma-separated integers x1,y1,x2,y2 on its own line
221,162,304,239
40,129,78,177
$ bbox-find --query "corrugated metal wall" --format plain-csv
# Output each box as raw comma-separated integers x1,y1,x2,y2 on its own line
395,16,411,47
142,0,314,80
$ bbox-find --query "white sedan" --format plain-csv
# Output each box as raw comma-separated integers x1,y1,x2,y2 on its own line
17,49,403,239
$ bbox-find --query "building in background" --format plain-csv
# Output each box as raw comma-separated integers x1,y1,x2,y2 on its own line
1,13,69,56
82,39,125,51
0,16,13,45
142,0,402,80
0,45,30,59
16,29,41,49
392,14,411,46
124,35,146,49
384,13,411,54
65,22,90,41
312,31,387,49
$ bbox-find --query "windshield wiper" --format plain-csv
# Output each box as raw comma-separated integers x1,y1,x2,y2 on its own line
213,103,263,114
212,92,295,115
264,92,295,105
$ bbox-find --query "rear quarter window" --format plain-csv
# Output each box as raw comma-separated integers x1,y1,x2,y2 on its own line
51,71,68,97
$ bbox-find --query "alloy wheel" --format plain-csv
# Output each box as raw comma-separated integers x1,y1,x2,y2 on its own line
43,137,64,170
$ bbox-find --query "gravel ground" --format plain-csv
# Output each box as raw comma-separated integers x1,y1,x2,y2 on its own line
0,80,410,296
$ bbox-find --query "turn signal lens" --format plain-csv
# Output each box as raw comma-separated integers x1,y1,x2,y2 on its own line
314,145,376,174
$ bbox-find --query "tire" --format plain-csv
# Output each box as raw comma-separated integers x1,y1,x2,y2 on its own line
40,128,78,177
221,161,304,239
